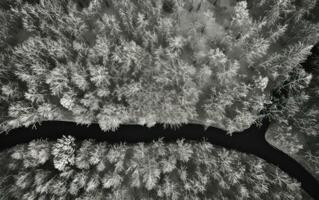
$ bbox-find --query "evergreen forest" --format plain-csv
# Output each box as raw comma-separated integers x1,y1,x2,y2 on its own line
0,0,319,199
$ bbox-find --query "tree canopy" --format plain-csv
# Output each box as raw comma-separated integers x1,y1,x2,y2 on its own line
0,136,310,200
0,0,318,133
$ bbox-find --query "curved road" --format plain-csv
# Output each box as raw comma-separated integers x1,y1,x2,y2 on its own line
0,118,318,199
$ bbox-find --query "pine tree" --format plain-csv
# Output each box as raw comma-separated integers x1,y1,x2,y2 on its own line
23,139,50,168
75,139,95,169
69,171,89,196
34,169,52,195
85,174,100,192
52,135,76,171
89,143,107,166
102,171,123,189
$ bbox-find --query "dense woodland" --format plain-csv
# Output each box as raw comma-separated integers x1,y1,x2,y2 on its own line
0,136,311,200
0,0,319,199
0,0,318,133
266,43,319,180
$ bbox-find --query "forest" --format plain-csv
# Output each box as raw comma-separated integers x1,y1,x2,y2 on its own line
0,136,312,200
0,0,318,133
0,0,319,199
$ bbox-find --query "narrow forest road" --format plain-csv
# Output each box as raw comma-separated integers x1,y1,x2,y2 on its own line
0,119,318,199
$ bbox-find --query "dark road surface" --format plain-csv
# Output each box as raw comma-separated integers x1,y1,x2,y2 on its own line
0,118,318,199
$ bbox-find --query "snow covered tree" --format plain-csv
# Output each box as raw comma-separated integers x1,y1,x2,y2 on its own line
23,139,51,168
69,171,89,196
75,139,95,169
130,143,161,190
52,135,76,171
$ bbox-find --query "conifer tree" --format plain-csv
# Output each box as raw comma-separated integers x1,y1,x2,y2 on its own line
75,139,95,169
23,139,51,168
52,135,76,171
